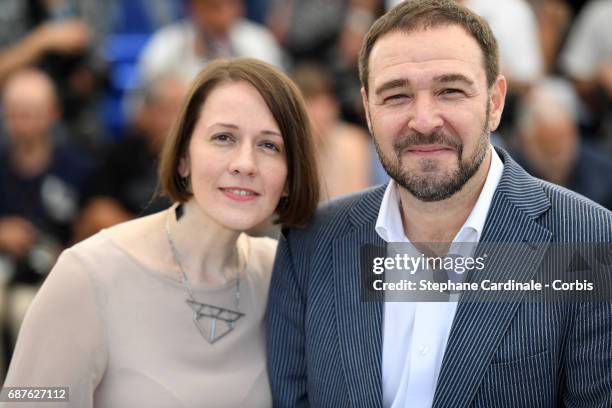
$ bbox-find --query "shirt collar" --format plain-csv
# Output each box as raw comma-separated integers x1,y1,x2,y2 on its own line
375,146,504,244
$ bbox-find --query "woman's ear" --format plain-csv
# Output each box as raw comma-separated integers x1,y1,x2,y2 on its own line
178,156,190,177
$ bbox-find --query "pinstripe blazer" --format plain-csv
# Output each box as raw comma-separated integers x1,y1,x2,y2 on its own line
267,148,612,408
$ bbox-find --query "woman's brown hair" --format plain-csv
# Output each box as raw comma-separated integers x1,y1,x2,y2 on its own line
158,58,319,227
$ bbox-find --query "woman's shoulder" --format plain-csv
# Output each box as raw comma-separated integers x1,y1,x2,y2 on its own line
67,211,169,277
243,234,278,277
102,211,166,248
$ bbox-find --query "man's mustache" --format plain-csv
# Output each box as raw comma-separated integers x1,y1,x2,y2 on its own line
393,131,463,155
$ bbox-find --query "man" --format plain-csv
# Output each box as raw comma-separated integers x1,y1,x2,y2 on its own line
267,1,612,407
138,0,283,83
513,78,612,211
0,68,92,371
560,0,612,147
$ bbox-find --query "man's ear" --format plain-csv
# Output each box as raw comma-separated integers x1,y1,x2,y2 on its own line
361,86,373,135
488,74,507,132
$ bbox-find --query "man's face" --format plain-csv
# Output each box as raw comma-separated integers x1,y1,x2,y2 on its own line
191,0,242,35
362,26,506,201
2,73,58,143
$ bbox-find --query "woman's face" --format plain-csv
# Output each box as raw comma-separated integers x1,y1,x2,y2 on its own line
179,81,288,231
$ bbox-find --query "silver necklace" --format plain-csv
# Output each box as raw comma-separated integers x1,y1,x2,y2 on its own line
165,207,245,344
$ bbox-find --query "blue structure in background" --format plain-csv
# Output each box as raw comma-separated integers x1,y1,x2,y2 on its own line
99,0,186,140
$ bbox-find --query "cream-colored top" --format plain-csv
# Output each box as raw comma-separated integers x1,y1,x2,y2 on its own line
2,217,277,408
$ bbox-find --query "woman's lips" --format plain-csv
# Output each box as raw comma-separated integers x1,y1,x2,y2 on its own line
219,187,259,202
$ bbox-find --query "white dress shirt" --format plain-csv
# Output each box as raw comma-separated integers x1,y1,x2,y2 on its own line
376,147,504,408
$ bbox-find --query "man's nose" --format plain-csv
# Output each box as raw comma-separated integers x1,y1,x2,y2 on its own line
407,93,443,136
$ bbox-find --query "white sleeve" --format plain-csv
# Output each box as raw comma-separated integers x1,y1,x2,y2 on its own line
138,25,182,82
1,249,107,408
233,21,285,69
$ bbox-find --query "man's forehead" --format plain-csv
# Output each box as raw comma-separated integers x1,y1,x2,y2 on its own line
368,26,486,87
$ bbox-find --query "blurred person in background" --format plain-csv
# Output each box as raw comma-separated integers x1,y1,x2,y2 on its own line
2,58,319,408
560,0,612,147
0,68,92,370
0,0,111,149
292,63,372,201
512,78,612,210
267,0,382,125
457,0,543,92
139,0,283,83
528,0,572,74
454,0,543,137
74,74,189,241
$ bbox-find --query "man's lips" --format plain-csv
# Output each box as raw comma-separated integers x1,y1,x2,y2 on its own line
404,145,454,155
219,187,259,201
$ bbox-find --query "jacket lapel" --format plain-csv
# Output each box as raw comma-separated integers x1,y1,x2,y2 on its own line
333,187,386,407
432,149,553,407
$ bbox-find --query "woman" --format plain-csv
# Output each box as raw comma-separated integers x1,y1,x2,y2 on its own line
2,58,319,407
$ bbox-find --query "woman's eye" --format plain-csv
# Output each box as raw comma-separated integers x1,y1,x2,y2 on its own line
261,141,281,152
212,133,233,142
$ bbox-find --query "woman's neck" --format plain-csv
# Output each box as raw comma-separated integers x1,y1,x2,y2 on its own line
166,200,245,286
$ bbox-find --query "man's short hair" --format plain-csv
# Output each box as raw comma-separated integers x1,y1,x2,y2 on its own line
358,0,500,93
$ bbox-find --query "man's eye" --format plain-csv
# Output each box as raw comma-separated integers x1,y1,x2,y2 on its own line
383,94,408,103
440,88,465,96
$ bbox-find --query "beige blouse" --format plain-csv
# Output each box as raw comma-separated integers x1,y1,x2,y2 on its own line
2,228,277,408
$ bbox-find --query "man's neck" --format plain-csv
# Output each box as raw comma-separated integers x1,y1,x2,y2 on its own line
399,148,492,243
11,135,52,177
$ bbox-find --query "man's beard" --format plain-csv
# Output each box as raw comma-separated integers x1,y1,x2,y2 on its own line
372,104,490,202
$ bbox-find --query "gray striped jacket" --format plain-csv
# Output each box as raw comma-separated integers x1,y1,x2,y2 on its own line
267,148,612,407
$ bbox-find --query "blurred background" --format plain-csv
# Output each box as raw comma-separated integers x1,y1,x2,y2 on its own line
0,0,611,382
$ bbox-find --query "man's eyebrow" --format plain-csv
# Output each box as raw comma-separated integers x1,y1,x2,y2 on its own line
433,74,475,86
373,74,475,96
374,79,411,97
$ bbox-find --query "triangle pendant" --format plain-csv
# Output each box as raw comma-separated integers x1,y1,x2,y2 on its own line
185,299,245,344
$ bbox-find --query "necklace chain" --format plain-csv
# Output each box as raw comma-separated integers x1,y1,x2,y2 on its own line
165,206,243,341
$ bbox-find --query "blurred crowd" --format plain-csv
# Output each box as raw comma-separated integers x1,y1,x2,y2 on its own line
0,0,611,381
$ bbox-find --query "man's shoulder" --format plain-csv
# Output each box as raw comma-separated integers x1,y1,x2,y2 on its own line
283,184,386,241
496,147,612,238
535,177,612,237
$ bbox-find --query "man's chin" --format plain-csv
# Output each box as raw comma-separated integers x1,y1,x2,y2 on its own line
402,164,458,180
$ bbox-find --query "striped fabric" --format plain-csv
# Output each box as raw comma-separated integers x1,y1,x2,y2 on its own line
267,148,612,407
